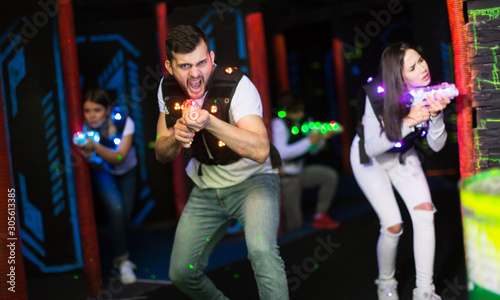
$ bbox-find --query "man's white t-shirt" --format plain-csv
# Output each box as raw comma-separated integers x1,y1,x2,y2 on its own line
157,74,274,189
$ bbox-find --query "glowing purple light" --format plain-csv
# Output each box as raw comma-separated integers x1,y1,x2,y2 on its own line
377,86,384,94
421,130,427,137
395,142,402,148
367,77,373,83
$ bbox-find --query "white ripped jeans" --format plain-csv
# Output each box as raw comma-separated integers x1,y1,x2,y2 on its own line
350,135,436,288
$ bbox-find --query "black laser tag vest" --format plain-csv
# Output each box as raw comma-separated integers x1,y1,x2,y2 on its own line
161,66,244,166
90,110,128,171
356,77,426,164
95,111,127,149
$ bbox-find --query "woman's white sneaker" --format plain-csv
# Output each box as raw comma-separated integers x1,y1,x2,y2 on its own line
375,278,399,300
413,284,441,300
119,260,137,284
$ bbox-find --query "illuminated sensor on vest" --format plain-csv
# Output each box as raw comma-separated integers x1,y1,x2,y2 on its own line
211,105,218,113
111,106,122,121
218,141,226,147
174,103,181,110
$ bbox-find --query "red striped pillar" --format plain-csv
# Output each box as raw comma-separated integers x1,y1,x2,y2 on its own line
155,2,188,219
332,38,352,174
273,34,290,93
57,0,102,295
245,13,272,136
447,0,474,178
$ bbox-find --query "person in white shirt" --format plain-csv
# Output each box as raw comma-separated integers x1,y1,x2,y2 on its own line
350,42,450,300
155,25,288,300
78,88,138,284
272,92,342,231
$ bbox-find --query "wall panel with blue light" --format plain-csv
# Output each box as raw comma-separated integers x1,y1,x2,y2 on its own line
0,10,82,275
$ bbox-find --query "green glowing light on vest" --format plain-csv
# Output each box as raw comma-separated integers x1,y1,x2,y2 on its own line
278,110,286,118
291,126,299,135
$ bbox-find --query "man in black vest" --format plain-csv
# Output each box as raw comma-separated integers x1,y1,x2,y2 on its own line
155,25,288,300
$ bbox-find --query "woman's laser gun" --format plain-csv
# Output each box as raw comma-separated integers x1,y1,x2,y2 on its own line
404,83,459,108
72,130,103,164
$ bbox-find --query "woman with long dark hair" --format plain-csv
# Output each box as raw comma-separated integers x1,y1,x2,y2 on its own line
79,88,138,284
350,42,451,300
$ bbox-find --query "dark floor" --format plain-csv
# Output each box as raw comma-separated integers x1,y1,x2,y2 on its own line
26,174,469,300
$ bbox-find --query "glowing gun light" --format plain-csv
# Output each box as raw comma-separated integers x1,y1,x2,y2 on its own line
72,130,100,146
404,83,459,108
72,130,103,164
183,100,201,148
404,83,459,128
185,99,200,121
292,121,343,135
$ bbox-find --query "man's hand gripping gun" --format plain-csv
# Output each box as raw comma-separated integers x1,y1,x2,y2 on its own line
183,100,200,148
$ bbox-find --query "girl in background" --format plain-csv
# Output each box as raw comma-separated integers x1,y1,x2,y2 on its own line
79,88,138,284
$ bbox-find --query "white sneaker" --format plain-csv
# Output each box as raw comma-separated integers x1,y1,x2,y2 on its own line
413,284,441,300
119,260,137,284
375,278,399,300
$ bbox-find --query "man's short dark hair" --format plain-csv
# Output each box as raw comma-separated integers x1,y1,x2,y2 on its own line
165,25,210,62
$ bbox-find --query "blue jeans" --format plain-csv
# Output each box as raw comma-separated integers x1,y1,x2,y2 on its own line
91,167,137,261
169,173,289,300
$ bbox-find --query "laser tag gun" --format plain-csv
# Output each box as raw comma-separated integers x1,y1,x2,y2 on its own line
404,83,459,128
72,130,100,146
185,99,200,121
291,120,344,136
404,83,459,108
72,129,104,164
183,100,200,148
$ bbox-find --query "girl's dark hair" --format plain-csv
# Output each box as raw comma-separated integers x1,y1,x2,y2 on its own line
83,88,116,137
83,88,111,108
165,25,210,62
380,42,423,142
277,91,305,114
